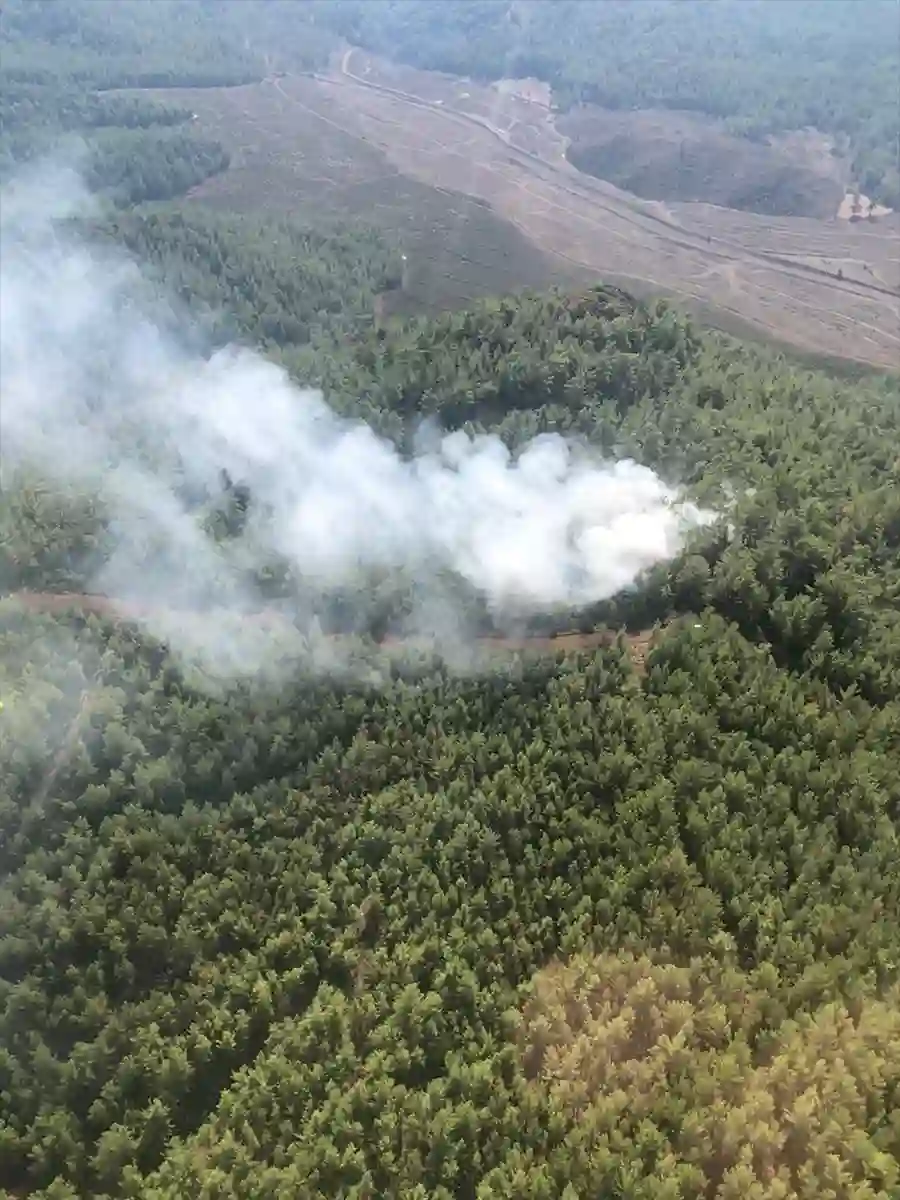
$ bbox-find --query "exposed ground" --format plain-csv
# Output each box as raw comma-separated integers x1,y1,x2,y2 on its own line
558,106,847,219
129,48,898,370
153,79,589,317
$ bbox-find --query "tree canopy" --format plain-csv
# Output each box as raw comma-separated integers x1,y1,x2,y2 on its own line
2,210,900,1194
2,3,900,1196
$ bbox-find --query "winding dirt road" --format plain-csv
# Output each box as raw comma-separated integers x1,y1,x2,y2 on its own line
305,49,899,370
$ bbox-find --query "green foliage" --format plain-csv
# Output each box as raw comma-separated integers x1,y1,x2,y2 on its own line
0,0,337,198
88,208,402,350
2,7,900,1192
83,130,231,207
2,262,900,1194
1,607,898,1196
0,0,262,89
7,235,899,699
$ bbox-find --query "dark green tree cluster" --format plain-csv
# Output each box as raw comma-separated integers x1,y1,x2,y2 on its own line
81,130,230,208
2,5,900,1191
0,0,335,96
3,241,900,1195
0,83,192,138
0,0,260,91
90,209,402,350
5,257,900,700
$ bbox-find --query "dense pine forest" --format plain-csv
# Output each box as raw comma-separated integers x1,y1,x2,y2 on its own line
2,2,900,1198
3,201,900,1197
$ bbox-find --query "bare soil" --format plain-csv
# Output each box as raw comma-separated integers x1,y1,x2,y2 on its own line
558,106,847,219
311,49,898,372
138,76,587,317
120,51,899,371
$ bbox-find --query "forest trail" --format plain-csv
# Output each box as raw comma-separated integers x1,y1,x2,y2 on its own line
2,592,654,668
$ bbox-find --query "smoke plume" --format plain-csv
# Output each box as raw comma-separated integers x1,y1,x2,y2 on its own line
0,163,715,680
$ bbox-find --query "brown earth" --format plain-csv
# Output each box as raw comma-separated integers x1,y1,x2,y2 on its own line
558,106,847,219
2,591,654,668
119,50,899,370
310,49,898,372
141,78,587,318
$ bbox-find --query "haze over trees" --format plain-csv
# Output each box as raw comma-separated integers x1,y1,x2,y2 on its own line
1,2,899,1198
0,0,335,198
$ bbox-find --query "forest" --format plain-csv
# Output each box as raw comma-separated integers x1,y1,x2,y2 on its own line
0,1,334,198
3,198,900,1197
2,2,900,1198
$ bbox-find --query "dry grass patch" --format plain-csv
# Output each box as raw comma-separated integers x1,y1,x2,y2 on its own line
519,952,900,1198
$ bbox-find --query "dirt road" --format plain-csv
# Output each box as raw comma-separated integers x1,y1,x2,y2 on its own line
3,591,653,668
305,49,899,370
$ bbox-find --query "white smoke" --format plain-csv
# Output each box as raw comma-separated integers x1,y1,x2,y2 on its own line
0,163,715,679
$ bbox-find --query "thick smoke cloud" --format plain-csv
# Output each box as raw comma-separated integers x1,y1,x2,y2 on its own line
0,163,715,680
